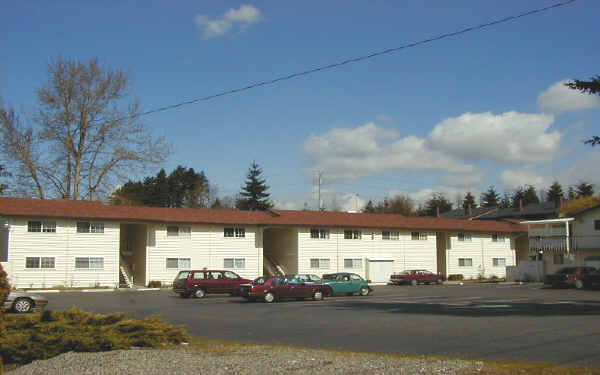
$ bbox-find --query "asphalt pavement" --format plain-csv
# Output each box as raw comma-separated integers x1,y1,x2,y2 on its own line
24,283,600,368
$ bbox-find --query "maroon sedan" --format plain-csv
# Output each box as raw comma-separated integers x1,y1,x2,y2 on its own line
390,270,444,286
240,276,326,303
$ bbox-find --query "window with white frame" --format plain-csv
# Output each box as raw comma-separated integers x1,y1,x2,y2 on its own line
310,258,330,269
458,233,472,242
77,222,104,233
411,232,427,240
492,233,505,242
458,258,473,267
344,258,362,269
25,257,55,269
344,230,361,240
75,257,104,269
28,221,56,233
310,228,330,239
382,231,399,240
224,258,246,269
166,225,191,238
166,258,191,269
224,227,245,238
493,258,506,267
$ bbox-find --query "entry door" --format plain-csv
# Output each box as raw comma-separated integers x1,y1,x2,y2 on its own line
367,260,393,283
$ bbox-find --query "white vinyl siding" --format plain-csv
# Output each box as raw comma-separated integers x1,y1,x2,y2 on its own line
446,233,515,279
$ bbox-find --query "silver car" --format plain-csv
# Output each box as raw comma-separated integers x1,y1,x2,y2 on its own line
3,291,48,313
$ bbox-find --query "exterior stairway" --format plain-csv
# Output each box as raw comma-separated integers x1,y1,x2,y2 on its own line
119,255,134,288
264,255,286,276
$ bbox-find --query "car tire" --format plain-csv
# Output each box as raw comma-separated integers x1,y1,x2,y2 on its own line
410,279,418,286
575,280,584,289
264,292,276,303
359,286,370,296
313,290,324,301
13,298,33,313
194,288,206,298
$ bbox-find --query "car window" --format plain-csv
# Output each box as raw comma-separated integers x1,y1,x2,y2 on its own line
224,271,238,279
251,277,266,285
322,274,335,280
350,274,361,281
176,271,190,280
309,275,321,282
192,272,205,280
342,275,350,281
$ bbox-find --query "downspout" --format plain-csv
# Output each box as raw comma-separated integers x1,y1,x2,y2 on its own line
480,234,485,278
336,227,340,273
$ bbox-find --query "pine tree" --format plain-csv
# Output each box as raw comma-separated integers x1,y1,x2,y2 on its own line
565,76,600,146
576,182,595,198
567,186,577,200
236,162,273,211
511,187,526,208
523,185,540,205
545,181,564,204
499,192,511,208
462,192,477,213
363,200,375,213
420,193,453,216
480,186,500,208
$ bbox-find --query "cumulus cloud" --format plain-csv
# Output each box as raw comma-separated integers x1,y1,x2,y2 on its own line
500,169,549,189
537,80,600,113
303,123,475,180
428,111,561,164
194,5,261,38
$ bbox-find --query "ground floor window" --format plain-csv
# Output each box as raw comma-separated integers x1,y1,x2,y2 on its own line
224,258,245,269
25,257,55,269
344,258,362,269
458,258,473,267
75,257,104,269
166,257,191,269
492,258,506,267
310,258,330,269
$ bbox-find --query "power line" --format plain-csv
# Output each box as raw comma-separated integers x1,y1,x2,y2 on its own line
122,0,577,122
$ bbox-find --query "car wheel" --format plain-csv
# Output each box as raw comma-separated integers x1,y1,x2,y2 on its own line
575,280,584,289
410,279,418,286
313,290,324,301
359,286,370,296
264,292,275,303
194,288,206,298
13,298,33,313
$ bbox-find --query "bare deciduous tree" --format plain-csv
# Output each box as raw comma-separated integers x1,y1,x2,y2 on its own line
0,58,170,200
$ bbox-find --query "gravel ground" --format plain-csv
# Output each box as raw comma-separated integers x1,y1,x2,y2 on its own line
8,346,483,375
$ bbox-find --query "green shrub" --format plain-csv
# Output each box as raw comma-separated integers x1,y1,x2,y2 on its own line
447,274,464,281
0,307,190,366
147,280,162,288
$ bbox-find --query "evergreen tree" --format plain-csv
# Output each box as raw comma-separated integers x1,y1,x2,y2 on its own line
565,76,600,146
545,181,564,204
567,186,577,200
236,162,272,211
420,193,453,216
576,182,595,198
499,192,511,208
523,185,540,205
511,187,526,208
462,192,477,212
363,200,375,213
0,164,9,195
480,186,500,208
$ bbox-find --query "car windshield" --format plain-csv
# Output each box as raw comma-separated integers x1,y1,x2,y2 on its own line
251,277,267,285
175,271,190,280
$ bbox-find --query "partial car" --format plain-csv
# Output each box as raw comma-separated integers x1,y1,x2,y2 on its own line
321,273,372,296
3,291,48,313
389,270,444,286
543,266,596,289
239,276,326,303
583,270,600,289
172,269,252,298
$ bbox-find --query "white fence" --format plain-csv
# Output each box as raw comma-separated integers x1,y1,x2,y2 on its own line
506,261,545,282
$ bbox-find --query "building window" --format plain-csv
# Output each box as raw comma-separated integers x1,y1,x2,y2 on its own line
167,226,191,238
28,221,56,233
411,232,427,241
167,226,179,236
458,233,472,242
344,258,362,269
25,257,55,269
75,257,104,269
224,227,245,238
458,258,473,267
224,258,246,269
77,222,104,233
310,258,330,269
344,230,361,239
493,258,506,267
595,220,600,231
553,254,565,265
166,258,191,269
310,228,330,239
492,233,505,242
382,231,399,240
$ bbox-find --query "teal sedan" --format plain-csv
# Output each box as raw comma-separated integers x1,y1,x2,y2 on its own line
321,273,373,296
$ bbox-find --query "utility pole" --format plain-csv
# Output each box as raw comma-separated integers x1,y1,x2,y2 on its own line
314,171,324,211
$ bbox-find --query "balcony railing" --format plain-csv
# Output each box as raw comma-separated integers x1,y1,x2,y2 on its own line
528,227,567,237
529,235,600,252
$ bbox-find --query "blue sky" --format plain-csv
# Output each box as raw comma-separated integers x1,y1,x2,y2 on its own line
2,0,599,210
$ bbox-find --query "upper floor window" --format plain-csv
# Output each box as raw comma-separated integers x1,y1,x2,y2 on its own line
77,222,104,233
382,231,400,240
411,232,427,241
458,233,472,242
491,233,505,242
310,228,330,239
167,226,191,238
224,227,245,238
28,221,56,233
344,230,361,240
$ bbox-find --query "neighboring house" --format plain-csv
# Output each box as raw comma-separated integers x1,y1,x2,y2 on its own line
441,202,560,221
0,198,525,288
440,207,497,220
521,204,600,275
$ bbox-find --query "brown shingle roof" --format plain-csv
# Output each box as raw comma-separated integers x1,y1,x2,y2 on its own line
0,197,524,233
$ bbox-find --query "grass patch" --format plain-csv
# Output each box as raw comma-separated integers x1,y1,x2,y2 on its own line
0,308,190,367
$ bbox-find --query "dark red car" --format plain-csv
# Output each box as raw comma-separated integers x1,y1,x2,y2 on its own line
544,266,597,289
389,270,444,286
173,270,251,298
240,276,326,303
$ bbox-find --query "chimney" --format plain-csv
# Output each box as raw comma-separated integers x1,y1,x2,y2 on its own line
519,198,523,212
436,206,440,218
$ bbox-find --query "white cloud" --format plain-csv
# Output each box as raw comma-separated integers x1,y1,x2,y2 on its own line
537,80,600,113
194,5,261,39
428,111,561,164
441,172,484,187
500,169,549,189
303,123,475,180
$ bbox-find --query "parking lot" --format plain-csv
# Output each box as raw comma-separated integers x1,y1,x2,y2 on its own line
27,283,600,368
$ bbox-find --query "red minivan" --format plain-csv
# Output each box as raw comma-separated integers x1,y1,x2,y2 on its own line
173,270,251,298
